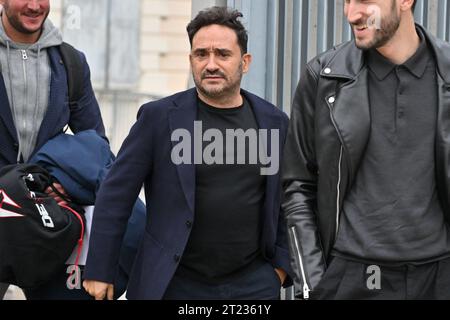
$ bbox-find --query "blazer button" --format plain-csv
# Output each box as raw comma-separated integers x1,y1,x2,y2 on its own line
174,254,180,263
186,220,192,228
13,143,19,151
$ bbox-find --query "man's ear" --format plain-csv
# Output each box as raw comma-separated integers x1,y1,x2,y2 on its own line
399,0,415,12
242,53,252,74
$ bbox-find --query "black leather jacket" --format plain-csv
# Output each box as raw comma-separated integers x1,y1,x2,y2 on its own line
282,24,450,299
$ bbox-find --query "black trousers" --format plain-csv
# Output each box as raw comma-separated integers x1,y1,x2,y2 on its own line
313,256,450,300
163,261,281,300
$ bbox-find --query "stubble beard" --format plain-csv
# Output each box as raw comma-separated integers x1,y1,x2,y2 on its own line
355,2,401,50
3,5,49,35
194,62,243,101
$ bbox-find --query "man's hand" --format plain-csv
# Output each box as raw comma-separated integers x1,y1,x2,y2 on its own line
274,268,287,286
83,280,114,300
45,182,69,206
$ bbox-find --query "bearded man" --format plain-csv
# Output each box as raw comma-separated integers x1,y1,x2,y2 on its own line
283,0,450,299
83,6,292,300
0,0,105,300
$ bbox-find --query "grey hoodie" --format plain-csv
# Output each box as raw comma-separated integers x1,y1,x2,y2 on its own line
0,12,63,162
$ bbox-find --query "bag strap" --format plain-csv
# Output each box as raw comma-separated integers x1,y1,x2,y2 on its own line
59,42,84,111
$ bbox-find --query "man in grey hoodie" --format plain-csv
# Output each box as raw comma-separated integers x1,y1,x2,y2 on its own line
0,0,105,299
0,0,61,165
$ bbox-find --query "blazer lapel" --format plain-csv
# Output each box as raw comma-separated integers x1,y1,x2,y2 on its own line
0,73,18,142
35,47,67,151
244,91,281,226
168,88,198,214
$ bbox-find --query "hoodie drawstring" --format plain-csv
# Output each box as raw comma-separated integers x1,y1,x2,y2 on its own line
4,42,45,163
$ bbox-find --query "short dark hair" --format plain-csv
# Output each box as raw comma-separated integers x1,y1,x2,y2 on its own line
412,0,417,12
186,6,248,55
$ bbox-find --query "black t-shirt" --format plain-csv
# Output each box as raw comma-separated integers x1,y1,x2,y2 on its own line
178,97,266,283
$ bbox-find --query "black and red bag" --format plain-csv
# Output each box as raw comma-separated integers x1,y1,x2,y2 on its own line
0,164,84,289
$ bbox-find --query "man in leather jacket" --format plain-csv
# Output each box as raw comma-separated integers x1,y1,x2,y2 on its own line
283,0,450,300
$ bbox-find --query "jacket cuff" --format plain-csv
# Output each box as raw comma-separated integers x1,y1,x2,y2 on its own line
271,245,294,288
83,232,123,284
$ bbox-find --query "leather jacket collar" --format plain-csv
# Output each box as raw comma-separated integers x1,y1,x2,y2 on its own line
322,24,450,84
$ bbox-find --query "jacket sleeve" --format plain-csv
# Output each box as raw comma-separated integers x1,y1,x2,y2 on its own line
68,51,106,139
282,64,327,299
83,104,153,284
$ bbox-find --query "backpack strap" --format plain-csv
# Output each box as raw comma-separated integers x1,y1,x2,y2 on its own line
59,42,84,110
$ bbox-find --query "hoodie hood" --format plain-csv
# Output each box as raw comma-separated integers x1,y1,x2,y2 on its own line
0,12,63,163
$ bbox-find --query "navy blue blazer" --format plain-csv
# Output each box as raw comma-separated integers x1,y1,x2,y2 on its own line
84,88,292,299
0,47,105,167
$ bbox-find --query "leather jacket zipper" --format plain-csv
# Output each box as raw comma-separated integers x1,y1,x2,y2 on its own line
335,146,343,238
289,226,311,299
326,95,344,240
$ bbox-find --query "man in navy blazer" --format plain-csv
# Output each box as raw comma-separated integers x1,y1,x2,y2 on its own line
84,6,292,300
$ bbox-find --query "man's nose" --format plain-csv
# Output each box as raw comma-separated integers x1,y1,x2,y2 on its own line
27,0,40,11
345,2,364,24
205,54,219,71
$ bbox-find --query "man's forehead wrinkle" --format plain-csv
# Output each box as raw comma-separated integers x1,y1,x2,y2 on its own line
193,46,231,53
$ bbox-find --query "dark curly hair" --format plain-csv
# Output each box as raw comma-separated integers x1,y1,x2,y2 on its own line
186,6,248,54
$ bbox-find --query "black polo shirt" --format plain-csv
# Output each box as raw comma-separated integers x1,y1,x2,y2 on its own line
333,29,450,265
